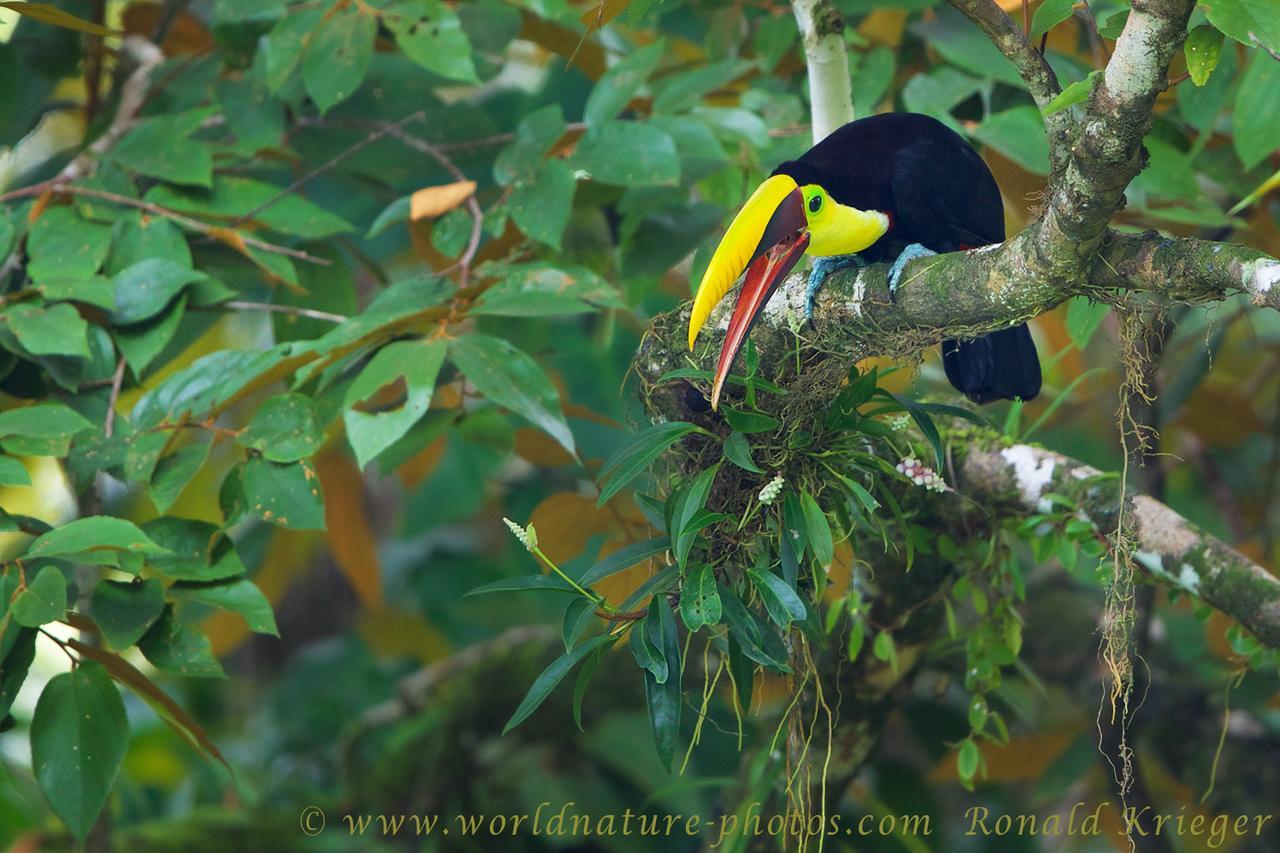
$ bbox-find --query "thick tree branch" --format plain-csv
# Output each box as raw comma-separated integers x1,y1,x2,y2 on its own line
791,0,854,142
954,443,1280,648
638,229,1279,423
1037,0,1196,267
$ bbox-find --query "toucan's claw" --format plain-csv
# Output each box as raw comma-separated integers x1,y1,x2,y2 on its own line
805,254,866,325
887,243,936,303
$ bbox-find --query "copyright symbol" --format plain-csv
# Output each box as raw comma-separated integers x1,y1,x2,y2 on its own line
300,805,325,836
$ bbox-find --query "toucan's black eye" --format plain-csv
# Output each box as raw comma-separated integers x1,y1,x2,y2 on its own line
808,195,822,213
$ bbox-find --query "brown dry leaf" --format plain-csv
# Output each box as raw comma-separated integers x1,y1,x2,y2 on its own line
397,434,446,489
514,427,576,467
410,180,477,221
823,541,854,605
928,725,1084,783
857,9,908,47
527,492,656,606
579,0,628,30
518,11,606,79
0,1,120,36
315,451,382,607
122,1,212,54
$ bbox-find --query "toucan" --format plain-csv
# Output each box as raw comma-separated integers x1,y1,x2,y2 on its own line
687,112,1041,409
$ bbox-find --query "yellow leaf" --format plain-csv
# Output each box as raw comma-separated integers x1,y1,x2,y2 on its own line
358,606,451,666
315,452,382,607
0,1,121,36
410,180,477,221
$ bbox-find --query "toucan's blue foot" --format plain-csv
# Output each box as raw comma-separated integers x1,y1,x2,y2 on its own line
887,243,937,302
805,254,866,323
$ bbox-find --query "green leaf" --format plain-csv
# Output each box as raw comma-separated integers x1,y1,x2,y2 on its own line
671,465,718,568
26,207,111,281
494,105,566,187
6,302,90,357
243,457,325,530
385,0,478,83
1065,296,1109,348
1204,0,1280,56
11,565,67,627
799,491,834,567
463,574,574,597
680,564,722,630
748,567,805,629
169,578,278,636
958,737,980,781
972,107,1050,175
1233,51,1280,170
30,660,129,839
722,431,764,473
632,601,668,682
644,595,682,770
910,6,1022,88
652,59,751,113
302,4,376,113
596,423,701,507
579,537,671,585
145,177,354,239
110,112,214,187
877,389,945,469
27,517,167,564
571,643,607,731
1030,0,1074,38
474,263,622,317
562,597,594,651
721,406,780,434
111,258,207,324
1041,70,1101,116
1184,25,1224,87
0,455,30,487
585,40,666,125
138,607,225,678
0,404,92,445
873,629,898,674
503,634,614,733
366,195,411,239
91,579,165,650
117,294,188,376
147,441,209,514
572,121,680,186
239,393,324,463
262,5,321,92
0,628,36,717
448,334,575,456
508,158,577,250
718,583,790,672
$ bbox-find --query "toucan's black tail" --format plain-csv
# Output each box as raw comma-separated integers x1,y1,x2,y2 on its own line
942,323,1041,404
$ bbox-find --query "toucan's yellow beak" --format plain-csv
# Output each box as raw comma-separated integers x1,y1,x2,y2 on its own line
688,174,810,409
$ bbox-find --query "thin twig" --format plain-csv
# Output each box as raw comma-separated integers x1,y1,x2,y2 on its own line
1022,0,1030,34
1078,1,1112,63
380,124,485,284
218,300,347,323
55,185,331,265
104,355,126,439
229,110,426,228
60,36,166,186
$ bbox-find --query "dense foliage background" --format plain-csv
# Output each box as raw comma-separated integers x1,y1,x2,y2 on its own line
0,0,1277,849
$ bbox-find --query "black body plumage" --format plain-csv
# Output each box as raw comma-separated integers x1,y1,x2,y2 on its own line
773,113,1042,403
